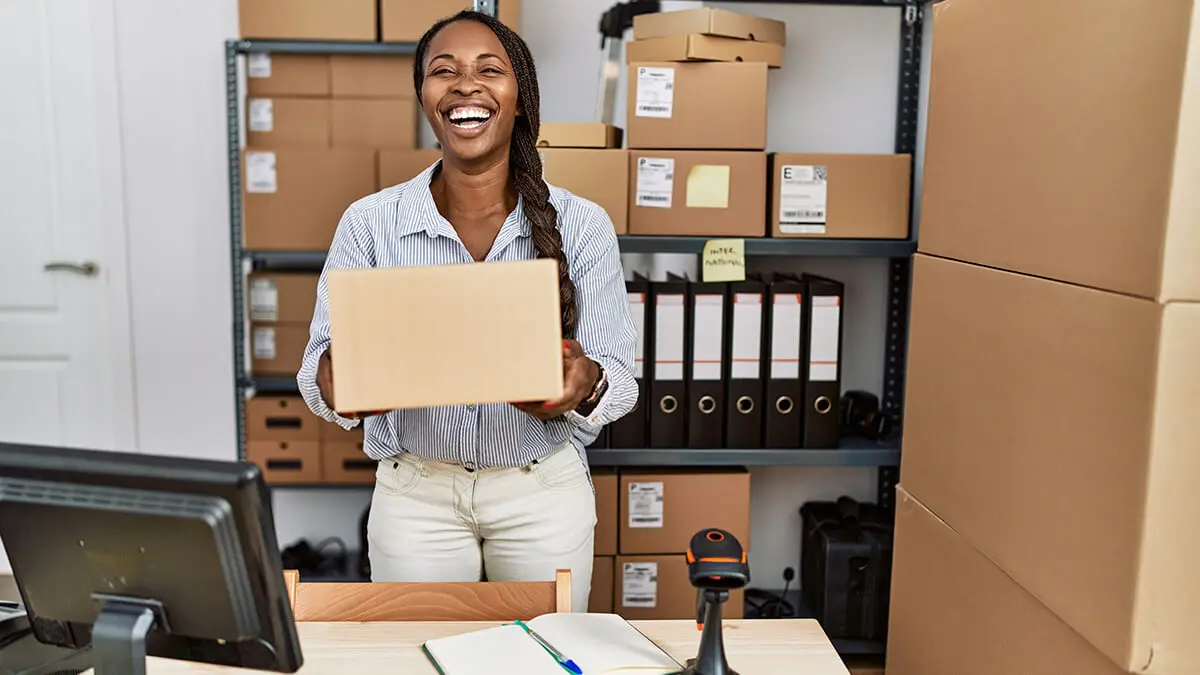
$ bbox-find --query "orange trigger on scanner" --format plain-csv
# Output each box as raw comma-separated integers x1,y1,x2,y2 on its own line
686,550,695,563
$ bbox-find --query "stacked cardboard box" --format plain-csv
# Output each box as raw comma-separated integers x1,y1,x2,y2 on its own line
537,123,629,234
239,0,522,41
624,8,781,237
889,0,1200,673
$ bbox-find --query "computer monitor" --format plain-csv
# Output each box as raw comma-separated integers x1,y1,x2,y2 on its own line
0,442,303,675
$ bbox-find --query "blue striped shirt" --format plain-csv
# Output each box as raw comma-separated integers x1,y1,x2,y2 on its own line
296,160,638,469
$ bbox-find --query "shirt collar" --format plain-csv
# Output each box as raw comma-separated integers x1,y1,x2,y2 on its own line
396,158,534,240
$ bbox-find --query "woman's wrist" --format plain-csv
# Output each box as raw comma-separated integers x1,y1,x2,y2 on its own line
575,361,607,415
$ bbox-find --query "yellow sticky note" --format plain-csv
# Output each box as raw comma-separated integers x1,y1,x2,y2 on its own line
686,165,731,208
702,239,746,282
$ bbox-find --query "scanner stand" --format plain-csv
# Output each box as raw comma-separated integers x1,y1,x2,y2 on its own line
91,594,170,675
681,589,738,675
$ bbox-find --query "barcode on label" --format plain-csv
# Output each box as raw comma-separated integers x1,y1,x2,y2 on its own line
638,105,670,113
624,595,655,607
630,516,659,525
813,165,829,181
640,194,669,202
783,209,826,219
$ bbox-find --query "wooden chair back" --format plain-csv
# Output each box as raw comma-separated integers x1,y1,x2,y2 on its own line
283,569,572,622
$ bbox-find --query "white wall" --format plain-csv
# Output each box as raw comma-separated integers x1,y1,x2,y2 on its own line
109,0,913,588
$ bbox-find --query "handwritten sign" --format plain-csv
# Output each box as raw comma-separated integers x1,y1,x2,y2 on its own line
701,239,746,282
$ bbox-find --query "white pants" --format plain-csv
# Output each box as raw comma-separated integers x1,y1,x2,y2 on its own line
367,441,596,613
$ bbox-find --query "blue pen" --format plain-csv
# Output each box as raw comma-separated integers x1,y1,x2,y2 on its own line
513,619,583,674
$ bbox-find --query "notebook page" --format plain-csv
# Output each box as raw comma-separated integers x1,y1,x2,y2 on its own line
423,623,564,675
526,613,682,674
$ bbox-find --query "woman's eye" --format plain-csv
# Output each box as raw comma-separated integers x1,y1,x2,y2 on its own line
432,67,454,76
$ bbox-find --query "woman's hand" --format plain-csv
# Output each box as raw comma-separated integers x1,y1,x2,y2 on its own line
317,346,387,419
512,340,599,420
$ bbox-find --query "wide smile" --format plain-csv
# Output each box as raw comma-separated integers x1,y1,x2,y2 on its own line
443,105,495,135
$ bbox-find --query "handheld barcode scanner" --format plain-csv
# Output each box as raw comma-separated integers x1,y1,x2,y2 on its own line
680,528,750,675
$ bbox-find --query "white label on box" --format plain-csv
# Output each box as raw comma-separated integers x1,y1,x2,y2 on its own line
731,293,763,380
636,157,674,208
634,66,675,118
248,53,272,78
809,296,841,381
653,294,684,381
252,327,277,360
692,295,724,381
622,562,658,608
245,151,278,194
248,98,274,132
770,294,801,379
249,278,279,322
628,481,664,528
779,164,829,234
628,292,646,379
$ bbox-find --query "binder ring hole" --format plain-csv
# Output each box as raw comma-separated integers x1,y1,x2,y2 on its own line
697,395,717,415
814,396,833,415
775,396,794,415
736,396,754,415
659,395,678,414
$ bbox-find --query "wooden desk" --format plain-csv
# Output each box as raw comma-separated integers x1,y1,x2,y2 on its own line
85,619,850,674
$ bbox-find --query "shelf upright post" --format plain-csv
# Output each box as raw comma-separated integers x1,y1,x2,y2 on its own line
878,2,924,511
225,40,251,462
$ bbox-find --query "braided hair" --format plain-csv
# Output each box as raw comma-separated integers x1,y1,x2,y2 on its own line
414,11,579,339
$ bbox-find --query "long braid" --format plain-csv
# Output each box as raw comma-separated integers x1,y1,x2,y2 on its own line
414,11,579,339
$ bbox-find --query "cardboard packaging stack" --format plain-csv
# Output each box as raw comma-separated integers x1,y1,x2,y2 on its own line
239,0,522,41
537,123,629,234
624,8,782,237
889,0,1200,673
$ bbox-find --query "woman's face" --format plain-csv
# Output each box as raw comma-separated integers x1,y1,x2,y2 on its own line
420,20,520,165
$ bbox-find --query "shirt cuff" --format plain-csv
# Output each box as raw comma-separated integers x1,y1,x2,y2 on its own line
565,381,613,430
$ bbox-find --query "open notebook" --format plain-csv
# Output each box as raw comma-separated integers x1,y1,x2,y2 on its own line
422,612,684,675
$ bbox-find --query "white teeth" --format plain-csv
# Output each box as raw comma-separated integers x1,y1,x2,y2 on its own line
448,106,492,121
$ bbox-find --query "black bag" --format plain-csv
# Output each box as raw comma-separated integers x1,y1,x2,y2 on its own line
799,496,893,642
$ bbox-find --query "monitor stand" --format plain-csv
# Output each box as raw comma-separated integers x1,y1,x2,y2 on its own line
91,594,170,675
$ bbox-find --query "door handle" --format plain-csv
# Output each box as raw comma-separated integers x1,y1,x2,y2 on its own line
43,261,100,276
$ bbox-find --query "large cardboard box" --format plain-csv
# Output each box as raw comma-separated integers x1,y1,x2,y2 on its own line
325,259,564,414
321,441,376,484
614,555,743,620
246,54,331,97
888,487,1128,675
246,440,322,484
626,62,768,150
592,469,618,557
537,123,622,150
626,35,782,68
633,8,786,45
245,97,331,148
589,556,614,613
542,149,629,234
381,0,523,42
242,148,376,251
628,150,766,237
239,0,376,41
247,273,319,324
918,0,1200,301
769,153,911,239
331,56,417,99
331,99,418,149
249,322,309,376
378,148,442,188
902,253,1200,673
618,469,750,556
245,395,321,442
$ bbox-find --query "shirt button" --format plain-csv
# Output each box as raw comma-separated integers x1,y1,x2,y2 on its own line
466,403,476,411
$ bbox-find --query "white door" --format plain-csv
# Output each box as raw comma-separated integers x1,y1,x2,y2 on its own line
0,0,138,573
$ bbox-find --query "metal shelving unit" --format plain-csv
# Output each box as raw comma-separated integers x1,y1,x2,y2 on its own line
225,0,925,502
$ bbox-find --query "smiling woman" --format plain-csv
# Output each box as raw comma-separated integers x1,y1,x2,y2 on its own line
294,11,639,614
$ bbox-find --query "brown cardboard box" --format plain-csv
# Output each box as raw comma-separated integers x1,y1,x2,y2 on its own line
618,469,750,555
626,35,783,68
536,123,622,149
902,253,1200,672
614,555,743,620
247,273,319,324
542,149,629,234
331,99,418,149
378,148,442,187
331,56,417,99
245,396,320,442
321,441,377,484
918,0,1200,302
887,487,1126,675
589,556,614,613
770,153,911,239
325,259,564,413
245,98,331,148
592,469,618,557
319,420,365,442
250,322,309,376
628,151,766,237
626,62,768,150
239,0,376,41
381,0,523,42
246,54,331,97
246,440,322,484
633,8,786,45
242,147,376,251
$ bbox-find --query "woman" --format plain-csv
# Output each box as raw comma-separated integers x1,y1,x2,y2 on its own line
296,11,637,614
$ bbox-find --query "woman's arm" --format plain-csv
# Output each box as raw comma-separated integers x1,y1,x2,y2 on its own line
296,206,376,429
562,206,639,430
